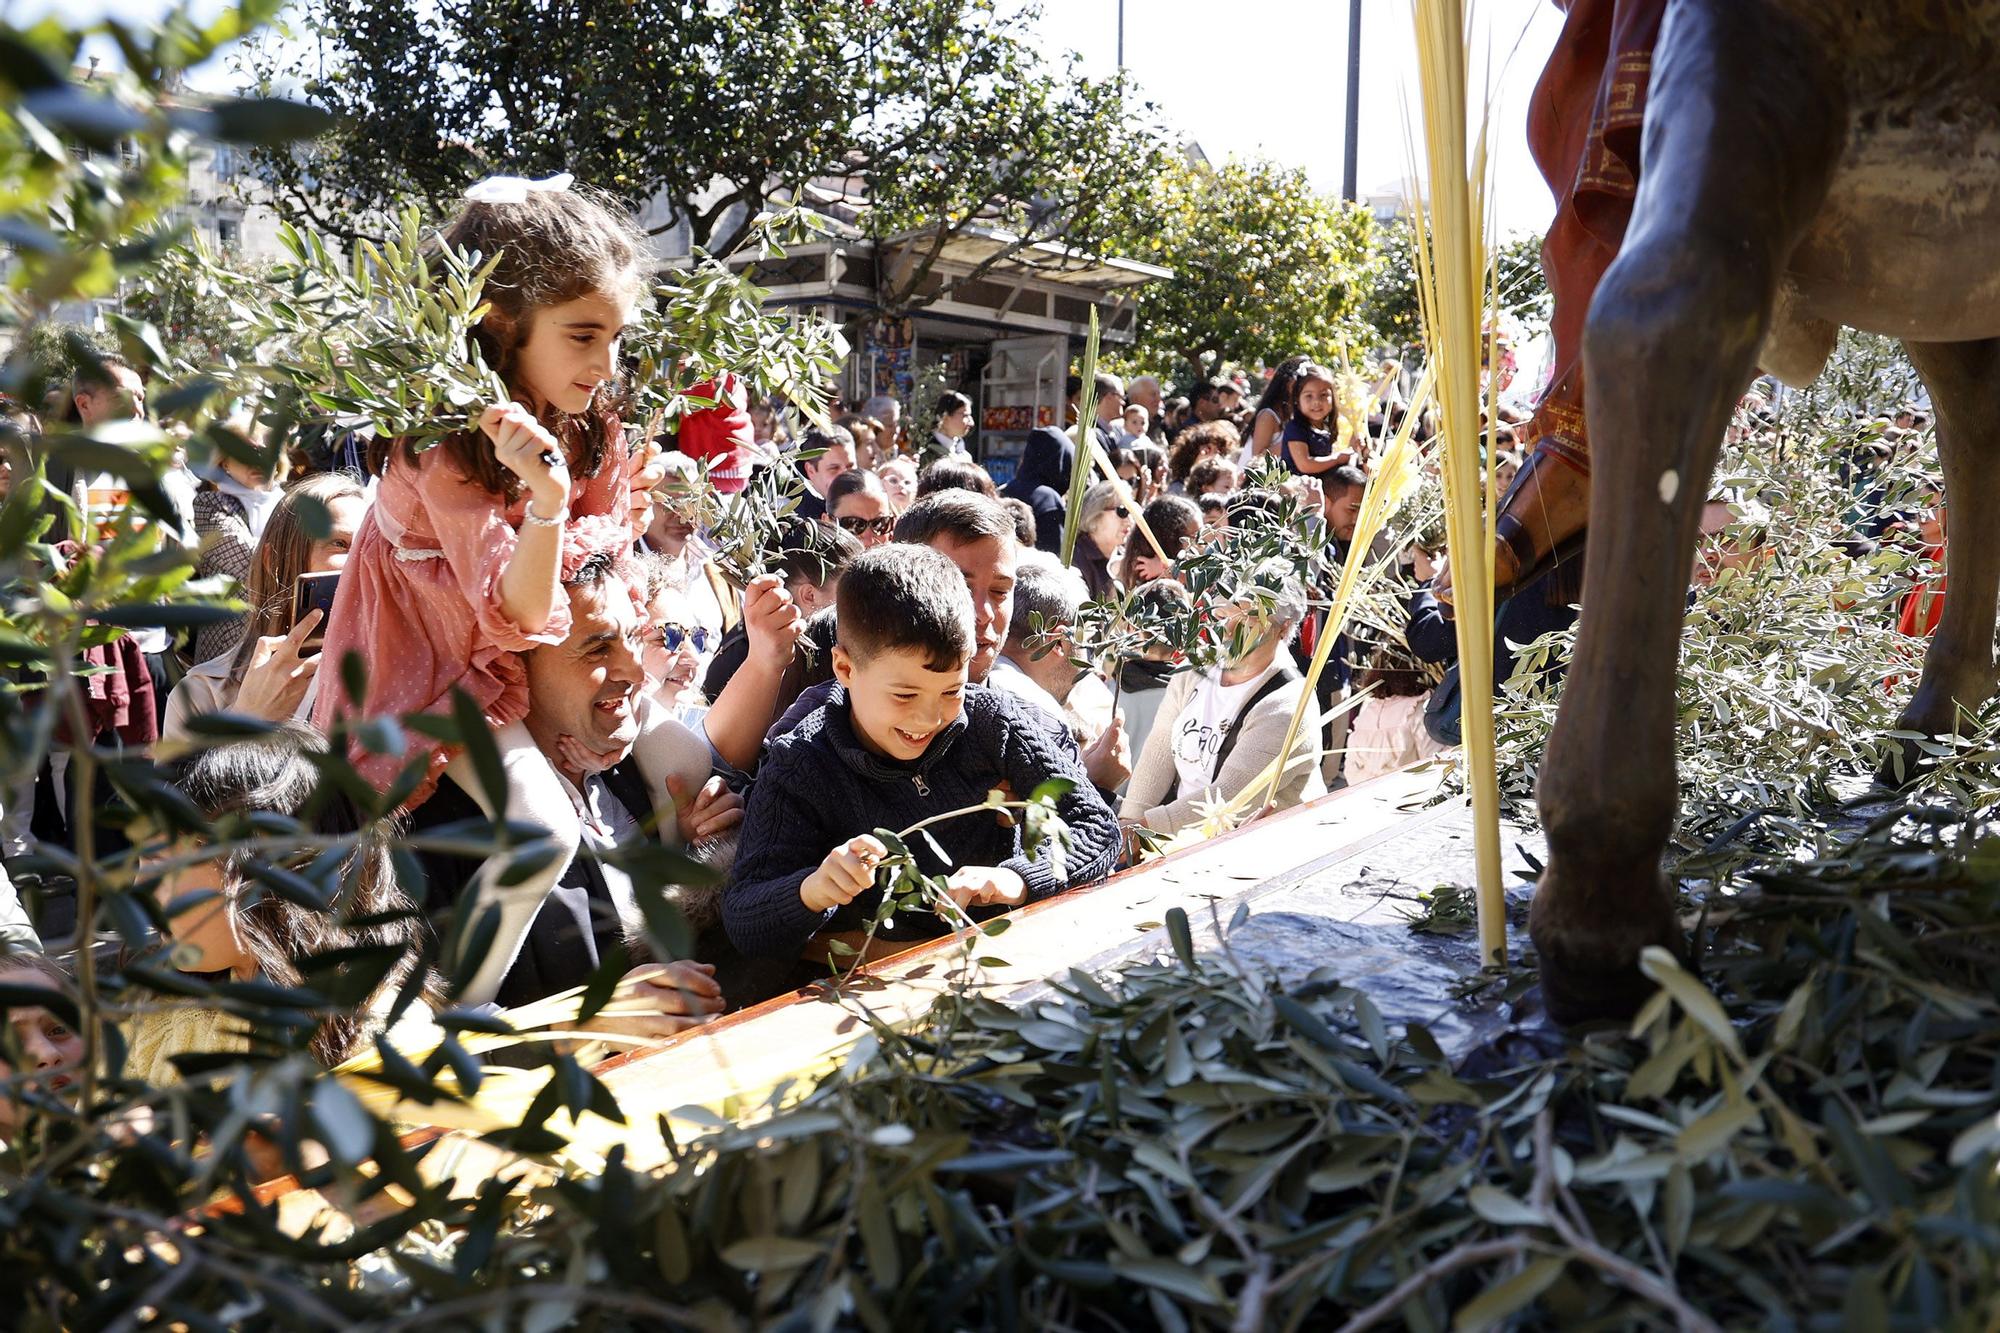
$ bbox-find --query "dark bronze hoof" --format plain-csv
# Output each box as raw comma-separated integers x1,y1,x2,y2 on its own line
1528,869,1685,1027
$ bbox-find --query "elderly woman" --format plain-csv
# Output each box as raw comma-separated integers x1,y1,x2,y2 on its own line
1071,480,1135,602
1121,563,1325,835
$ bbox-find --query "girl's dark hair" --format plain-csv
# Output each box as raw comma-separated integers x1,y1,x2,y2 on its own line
824,468,881,510
166,726,443,1067
401,186,649,500
1168,420,1239,485
1357,640,1434,700
1252,355,1310,426
1288,362,1337,429
768,514,859,587
1117,494,1201,586
1001,496,1038,547
1187,456,1238,496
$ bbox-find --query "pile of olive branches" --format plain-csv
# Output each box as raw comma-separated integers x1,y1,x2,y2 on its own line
1488,406,1994,879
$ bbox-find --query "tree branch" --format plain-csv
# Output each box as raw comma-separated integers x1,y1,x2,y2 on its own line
1531,1111,1721,1333
1331,1238,1532,1333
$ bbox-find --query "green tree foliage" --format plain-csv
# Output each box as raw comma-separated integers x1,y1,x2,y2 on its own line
239,0,1168,316
1363,219,1550,351
1116,156,1380,382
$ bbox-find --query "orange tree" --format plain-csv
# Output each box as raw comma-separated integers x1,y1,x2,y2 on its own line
1115,156,1381,385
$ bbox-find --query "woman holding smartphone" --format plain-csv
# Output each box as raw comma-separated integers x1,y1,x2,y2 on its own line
161,473,367,744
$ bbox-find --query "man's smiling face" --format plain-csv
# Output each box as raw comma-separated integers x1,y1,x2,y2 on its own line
524,570,649,776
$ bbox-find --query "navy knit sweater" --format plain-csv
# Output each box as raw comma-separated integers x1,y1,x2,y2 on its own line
724,682,1119,960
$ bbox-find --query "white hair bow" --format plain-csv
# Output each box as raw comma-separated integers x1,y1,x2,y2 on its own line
463,172,574,205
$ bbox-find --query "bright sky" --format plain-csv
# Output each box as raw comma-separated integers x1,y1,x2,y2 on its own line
43,0,1564,240
1029,0,1565,240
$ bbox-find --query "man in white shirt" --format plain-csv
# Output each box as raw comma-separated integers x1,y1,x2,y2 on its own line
65,354,172,721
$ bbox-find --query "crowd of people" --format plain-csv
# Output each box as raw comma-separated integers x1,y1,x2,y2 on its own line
0,179,1951,1118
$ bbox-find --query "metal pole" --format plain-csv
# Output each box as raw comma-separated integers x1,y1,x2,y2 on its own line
1342,0,1362,201
1117,0,1126,68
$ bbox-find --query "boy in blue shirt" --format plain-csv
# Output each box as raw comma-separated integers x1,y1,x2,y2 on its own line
725,544,1119,962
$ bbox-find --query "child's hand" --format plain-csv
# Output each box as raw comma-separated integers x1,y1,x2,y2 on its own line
627,437,666,532
943,866,1026,911
742,573,805,673
801,835,885,913
481,403,570,513
554,731,624,777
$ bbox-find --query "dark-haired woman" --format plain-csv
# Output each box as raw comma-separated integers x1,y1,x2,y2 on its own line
187,430,286,664
163,473,366,743
132,726,446,1083
1244,354,1309,466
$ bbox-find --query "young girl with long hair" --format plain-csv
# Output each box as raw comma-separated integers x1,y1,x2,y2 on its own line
311,180,671,1005
1279,362,1345,477
1244,354,1309,464
1342,640,1445,786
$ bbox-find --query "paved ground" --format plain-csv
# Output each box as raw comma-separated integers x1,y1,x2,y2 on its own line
1006,795,1551,1059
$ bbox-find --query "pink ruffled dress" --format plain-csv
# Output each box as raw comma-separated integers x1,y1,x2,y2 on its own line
312,425,642,804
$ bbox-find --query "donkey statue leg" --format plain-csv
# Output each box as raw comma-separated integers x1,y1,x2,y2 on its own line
1531,0,1848,1023
1880,339,2000,781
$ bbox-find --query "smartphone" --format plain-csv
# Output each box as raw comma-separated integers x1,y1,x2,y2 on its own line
292,571,341,646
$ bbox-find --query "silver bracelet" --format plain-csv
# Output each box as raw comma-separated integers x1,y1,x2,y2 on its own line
522,499,567,528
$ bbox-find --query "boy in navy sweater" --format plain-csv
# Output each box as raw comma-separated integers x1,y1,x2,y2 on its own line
725,545,1119,961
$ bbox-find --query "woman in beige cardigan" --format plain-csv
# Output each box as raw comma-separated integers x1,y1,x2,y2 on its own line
1121,570,1326,835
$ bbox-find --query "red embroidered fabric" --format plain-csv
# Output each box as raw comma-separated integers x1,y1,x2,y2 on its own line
1526,0,1667,473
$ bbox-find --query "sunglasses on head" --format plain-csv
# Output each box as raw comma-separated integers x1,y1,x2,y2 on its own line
659,624,712,654
837,515,895,537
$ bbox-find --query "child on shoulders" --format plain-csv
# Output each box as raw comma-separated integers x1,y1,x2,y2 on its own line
725,545,1119,963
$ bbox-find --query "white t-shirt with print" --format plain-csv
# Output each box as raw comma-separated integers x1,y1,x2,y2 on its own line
1168,661,1282,800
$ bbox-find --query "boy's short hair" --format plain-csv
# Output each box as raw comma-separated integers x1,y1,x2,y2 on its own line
892,489,1017,550
936,390,972,417
836,544,975,671
770,513,859,588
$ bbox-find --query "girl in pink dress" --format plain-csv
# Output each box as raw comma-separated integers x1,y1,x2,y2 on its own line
312,178,684,1004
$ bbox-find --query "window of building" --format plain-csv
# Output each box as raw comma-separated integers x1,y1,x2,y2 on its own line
216,218,240,249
